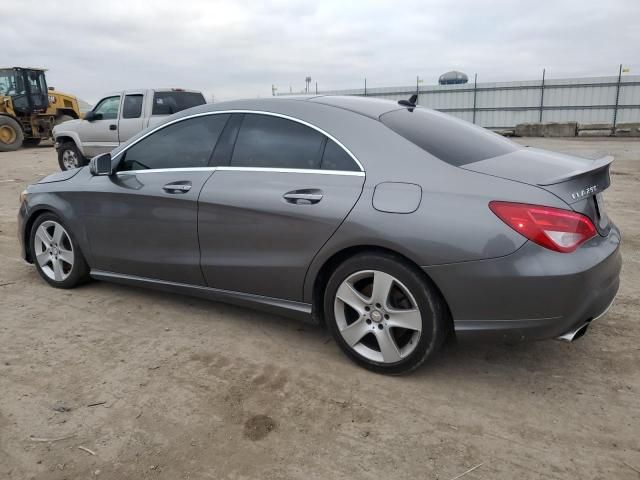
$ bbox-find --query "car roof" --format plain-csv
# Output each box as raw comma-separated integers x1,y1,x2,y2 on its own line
190,95,405,121
110,96,409,163
308,95,405,119
109,94,457,183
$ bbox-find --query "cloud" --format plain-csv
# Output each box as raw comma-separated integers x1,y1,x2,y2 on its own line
2,0,638,104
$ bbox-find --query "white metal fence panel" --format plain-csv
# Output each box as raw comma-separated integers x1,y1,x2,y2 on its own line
280,74,640,129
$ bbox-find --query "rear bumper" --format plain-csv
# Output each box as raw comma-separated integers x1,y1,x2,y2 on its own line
423,224,622,343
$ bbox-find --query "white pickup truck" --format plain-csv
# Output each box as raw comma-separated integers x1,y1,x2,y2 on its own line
53,88,206,170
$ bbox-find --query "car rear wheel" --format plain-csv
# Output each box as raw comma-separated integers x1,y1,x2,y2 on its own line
30,213,89,289
57,142,86,170
324,252,448,375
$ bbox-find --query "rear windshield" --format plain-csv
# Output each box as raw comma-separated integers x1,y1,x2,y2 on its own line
152,91,206,115
380,108,520,166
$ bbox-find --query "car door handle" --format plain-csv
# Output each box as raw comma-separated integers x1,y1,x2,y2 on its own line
109,124,117,131
163,182,192,194
283,189,323,205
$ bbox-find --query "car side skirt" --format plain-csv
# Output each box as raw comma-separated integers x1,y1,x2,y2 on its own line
90,270,313,322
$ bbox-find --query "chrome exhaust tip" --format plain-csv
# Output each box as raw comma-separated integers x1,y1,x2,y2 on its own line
556,322,590,342
556,300,615,343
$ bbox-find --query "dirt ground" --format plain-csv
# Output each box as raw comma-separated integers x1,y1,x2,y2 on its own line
0,138,639,480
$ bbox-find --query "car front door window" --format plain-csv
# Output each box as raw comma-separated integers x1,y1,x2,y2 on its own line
118,114,230,171
93,96,120,120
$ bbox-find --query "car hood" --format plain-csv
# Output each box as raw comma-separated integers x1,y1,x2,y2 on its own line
37,168,82,184
53,118,83,134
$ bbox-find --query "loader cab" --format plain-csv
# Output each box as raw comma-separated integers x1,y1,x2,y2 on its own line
0,67,49,114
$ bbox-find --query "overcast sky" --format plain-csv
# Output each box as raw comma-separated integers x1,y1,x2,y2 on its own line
3,0,639,104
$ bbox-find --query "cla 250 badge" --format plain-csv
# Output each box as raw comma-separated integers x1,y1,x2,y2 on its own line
571,185,598,200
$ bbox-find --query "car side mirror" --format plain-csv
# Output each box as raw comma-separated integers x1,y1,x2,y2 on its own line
89,153,113,176
84,111,102,122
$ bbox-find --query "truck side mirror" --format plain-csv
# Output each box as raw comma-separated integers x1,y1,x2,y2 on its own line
89,153,113,176
84,111,102,122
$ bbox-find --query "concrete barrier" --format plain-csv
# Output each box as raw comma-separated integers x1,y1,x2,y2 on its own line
578,123,612,131
542,122,577,137
515,122,577,137
514,121,640,137
577,123,613,137
492,129,516,137
578,129,613,137
515,123,544,137
615,123,640,137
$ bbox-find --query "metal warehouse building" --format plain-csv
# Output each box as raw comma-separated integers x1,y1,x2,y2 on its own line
280,74,640,129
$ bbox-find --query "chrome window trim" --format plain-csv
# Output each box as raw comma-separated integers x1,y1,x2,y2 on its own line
116,166,364,176
111,109,365,173
217,166,364,176
116,167,216,175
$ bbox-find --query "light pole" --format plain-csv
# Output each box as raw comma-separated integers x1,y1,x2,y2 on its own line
305,76,312,93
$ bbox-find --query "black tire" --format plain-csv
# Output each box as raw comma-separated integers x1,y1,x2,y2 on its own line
324,251,448,375
22,138,42,148
57,142,86,171
0,116,24,152
29,213,90,289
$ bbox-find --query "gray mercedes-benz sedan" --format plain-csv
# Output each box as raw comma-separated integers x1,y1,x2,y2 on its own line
17,96,621,374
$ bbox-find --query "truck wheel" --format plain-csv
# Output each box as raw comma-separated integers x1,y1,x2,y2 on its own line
22,138,42,148
57,142,86,170
0,116,24,152
55,115,74,126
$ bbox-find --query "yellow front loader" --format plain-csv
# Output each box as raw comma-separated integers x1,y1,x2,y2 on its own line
0,67,81,151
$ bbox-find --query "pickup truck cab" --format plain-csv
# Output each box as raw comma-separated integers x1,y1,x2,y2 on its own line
53,88,206,170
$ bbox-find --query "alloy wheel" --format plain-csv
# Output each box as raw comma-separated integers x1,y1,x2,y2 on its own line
333,270,422,363
34,220,75,282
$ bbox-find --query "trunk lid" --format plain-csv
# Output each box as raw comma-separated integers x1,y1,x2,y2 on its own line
462,147,613,235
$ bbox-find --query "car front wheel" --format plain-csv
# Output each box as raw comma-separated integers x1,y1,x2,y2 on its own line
30,213,89,289
324,252,448,374
57,142,86,170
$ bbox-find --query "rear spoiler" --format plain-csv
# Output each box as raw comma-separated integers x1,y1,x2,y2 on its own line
538,155,614,186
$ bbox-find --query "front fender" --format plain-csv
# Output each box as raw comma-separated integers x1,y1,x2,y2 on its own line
52,128,86,156
22,190,94,267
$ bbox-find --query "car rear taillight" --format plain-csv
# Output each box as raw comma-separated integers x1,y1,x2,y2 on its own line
489,201,597,253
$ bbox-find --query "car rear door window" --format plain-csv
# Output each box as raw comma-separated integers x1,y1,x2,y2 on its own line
122,94,143,119
231,114,325,169
118,114,230,171
152,91,206,115
321,139,360,171
380,108,520,166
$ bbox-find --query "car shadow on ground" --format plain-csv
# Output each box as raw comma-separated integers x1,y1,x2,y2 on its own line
78,278,583,382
